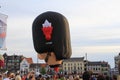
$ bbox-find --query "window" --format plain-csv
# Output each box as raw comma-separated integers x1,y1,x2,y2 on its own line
68,63,70,66
96,68,97,70
81,67,82,70
8,60,11,62
68,67,70,70
64,64,66,66
64,67,66,70
74,63,76,66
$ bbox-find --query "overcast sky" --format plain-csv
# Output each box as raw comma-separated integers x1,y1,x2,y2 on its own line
1,0,120,68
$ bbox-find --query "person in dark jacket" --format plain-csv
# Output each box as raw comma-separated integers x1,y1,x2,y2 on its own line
82,71,91,80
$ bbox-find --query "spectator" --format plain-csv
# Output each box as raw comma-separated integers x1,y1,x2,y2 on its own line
105,75,110,80
97,74,105,80
10,73,15,80
82,71,91,80
3,71,11,80
15,71,21,80
112,75,117,80
0,74,2,80
25,71,35,80
69,74,74,80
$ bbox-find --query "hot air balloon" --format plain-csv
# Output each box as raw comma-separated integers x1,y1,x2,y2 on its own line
32,11,72,72
0,54,4,68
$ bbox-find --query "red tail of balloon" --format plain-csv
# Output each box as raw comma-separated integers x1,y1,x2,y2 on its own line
42,26,53,41
54,67,59,73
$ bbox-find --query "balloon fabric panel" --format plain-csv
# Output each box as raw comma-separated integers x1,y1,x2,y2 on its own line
32,11,72,60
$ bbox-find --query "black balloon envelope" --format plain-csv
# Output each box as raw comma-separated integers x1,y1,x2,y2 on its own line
32,11,72,65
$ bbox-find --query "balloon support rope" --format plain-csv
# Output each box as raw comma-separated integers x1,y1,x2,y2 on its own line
45,52,51,62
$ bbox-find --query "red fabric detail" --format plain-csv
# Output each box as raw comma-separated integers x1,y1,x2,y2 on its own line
42,26,53,41
54,67,59,73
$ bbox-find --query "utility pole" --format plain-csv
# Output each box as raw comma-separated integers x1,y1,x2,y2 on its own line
37,55,39,72
85,53,87,61
85,53,88,71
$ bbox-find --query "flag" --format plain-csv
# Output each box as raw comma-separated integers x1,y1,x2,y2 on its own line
0,13,8,50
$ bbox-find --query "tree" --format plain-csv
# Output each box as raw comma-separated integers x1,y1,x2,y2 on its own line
40,67,46,75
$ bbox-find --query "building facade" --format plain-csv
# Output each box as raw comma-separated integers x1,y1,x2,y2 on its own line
62,57,84,74
29,63,49,74
62,57,110,76
3,53,24,72
87,61,110,76
114,53,120,75
20,58,33,76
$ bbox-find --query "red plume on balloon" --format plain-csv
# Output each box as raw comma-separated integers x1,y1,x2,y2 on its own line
42,20,53,41
54,67,59,73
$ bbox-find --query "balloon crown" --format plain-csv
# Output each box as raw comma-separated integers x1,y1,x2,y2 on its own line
42,19,53,41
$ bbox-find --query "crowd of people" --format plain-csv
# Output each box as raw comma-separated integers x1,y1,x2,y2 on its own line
0,70,119,80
